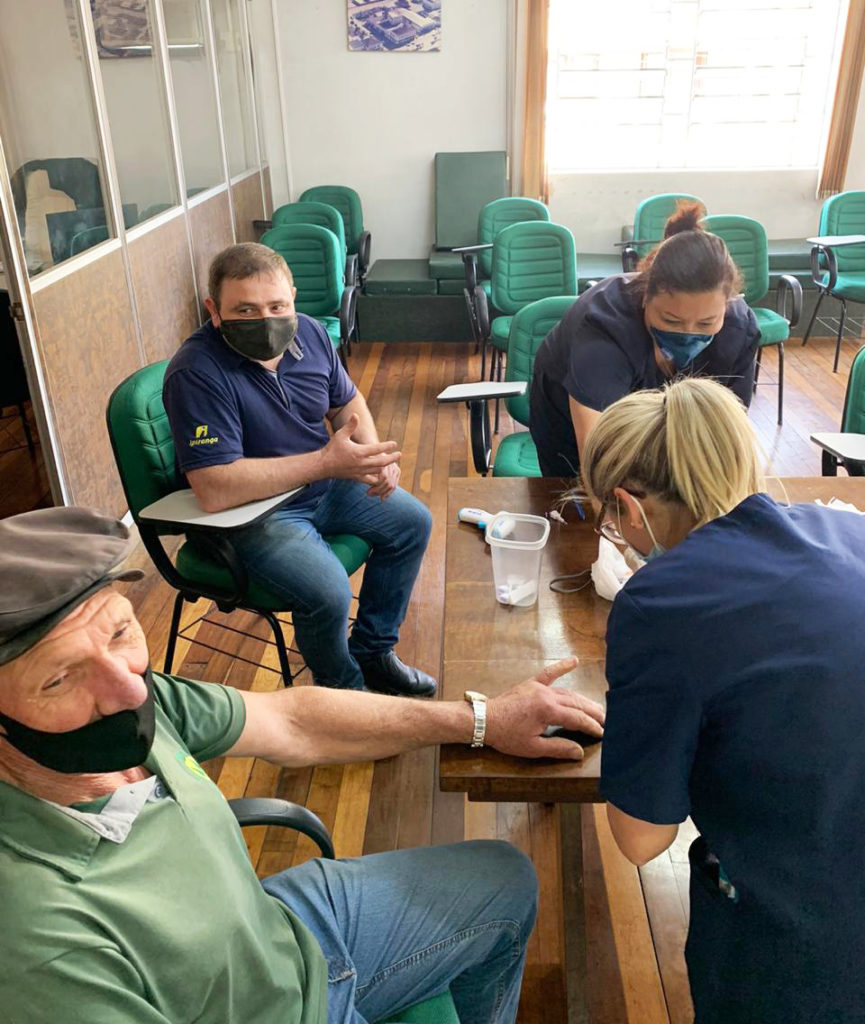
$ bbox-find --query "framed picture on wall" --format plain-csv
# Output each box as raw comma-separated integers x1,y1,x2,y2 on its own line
347,0,442,53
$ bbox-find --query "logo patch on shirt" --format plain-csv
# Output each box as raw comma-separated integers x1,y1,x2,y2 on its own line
176,749,209,779
188,424,219,448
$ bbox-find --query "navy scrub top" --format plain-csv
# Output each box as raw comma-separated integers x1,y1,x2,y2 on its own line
602,494,865,1024
528,275,760,476
163,314,357,509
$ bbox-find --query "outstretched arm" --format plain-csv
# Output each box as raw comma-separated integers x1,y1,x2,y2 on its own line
228,657,605,766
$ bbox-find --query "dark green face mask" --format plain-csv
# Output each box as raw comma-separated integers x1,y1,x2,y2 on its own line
219,315,299,361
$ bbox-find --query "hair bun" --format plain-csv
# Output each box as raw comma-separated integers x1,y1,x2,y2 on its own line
663,199,707,239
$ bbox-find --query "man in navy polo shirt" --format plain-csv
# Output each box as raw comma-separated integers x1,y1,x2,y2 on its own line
163,243,435,698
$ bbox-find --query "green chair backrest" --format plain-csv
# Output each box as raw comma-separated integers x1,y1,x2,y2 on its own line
702,214,769,305
70,224,109,256
106,360,179,527
819,190,865,273
260,224,343,317
505,295,575,426
434,151,507,249
842,344,865,434
632,192,702,259
477,197,550,278
273,201,346,256
299,186,364,255
490,222,577,316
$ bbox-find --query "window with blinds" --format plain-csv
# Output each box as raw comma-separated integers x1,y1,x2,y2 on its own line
546,0,847,172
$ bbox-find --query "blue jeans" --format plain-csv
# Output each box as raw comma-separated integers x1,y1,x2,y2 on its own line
262,840,538,1024
232,480,433,687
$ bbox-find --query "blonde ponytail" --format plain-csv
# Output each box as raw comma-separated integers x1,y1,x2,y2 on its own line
581,378,765,527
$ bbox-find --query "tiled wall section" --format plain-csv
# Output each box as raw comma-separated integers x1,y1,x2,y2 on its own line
129,213,200,365
31,250,141,517
188,190,235,313
232,171,265,243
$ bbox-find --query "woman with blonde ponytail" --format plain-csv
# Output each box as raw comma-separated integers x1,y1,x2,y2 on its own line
529,201,760,478
580,376,865,1024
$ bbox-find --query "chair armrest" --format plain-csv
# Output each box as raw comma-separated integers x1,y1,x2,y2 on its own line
346,252,359,288
473,283,491,343
138,487,305,532
776,274,802,328
620,244,639,272
340,284,358,345
451,243,494,254
461,251,478,294
357,230,372,280
806,234,865,247
810,243,838,291
437,381,527,403
228,797,335,859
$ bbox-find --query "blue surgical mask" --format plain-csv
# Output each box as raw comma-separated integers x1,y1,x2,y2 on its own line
650,327,714,370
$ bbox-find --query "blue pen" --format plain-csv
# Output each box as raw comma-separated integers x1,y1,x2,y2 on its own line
572,497,586,521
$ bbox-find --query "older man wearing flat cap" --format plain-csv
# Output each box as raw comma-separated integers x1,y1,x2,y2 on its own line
0,506,603,1024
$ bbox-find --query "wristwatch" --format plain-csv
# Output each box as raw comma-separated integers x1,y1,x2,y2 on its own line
463,690,487,748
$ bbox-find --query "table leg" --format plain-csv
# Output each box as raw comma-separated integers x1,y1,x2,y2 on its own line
560,803,588,1024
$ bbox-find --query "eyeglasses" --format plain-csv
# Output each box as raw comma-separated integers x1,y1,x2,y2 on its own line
594,501,626,546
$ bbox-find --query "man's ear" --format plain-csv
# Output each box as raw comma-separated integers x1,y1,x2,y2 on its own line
613,487,645,531
204,296,220,324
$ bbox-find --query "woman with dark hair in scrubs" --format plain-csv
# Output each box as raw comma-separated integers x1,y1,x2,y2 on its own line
580,376,865,1023
529,202,760,477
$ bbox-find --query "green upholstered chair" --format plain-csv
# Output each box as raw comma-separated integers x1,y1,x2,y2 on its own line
702,214,802,426
811,344,865,476
621,192,703,271
299,185,371,288
439,296,573,477
458,197,550,369
106,361,370,685
379,991,460,1024
230,797,459,1024
474,222,576,430
272,201,358,287
802,190,865,372
260,223,358,363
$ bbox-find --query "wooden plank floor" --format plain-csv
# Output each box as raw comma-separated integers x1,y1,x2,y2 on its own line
116,329,862,1024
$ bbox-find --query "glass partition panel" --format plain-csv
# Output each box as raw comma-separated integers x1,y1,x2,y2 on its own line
211,0,258,177
164,0,223,193
0,0,112,274
96,0,179,224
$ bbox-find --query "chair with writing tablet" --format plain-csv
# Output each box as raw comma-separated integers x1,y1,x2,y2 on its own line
438,296,575,478
801,191,865,373
620,192,703,272
106,360,370,686
811,344,865,476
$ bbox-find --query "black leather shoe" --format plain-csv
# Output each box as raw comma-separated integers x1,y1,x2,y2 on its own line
357,652,437,699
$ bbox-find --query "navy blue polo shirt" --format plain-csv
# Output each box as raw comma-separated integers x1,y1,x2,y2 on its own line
529,275,760,476
601,494,865,1022
163,315,356,508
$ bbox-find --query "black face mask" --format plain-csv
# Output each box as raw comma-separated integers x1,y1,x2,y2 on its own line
0,667,156,775
219,315,299,361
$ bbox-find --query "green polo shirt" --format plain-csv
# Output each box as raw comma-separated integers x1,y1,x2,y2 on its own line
0,672,328,1023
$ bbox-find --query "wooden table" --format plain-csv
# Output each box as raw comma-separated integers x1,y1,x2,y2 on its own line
440,475,865,1022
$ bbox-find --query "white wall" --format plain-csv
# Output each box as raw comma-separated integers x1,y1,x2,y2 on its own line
272,0,508,259
268,0,865,259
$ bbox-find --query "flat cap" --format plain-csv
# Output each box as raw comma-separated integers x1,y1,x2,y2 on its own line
0,506,144,666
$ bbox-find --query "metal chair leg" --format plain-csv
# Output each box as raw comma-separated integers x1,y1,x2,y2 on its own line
834,299,846,373
777,342,784,426
754,347,763,385
801,290,825,347
822,449,838,476
164,591,185,675
262,610,293,687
